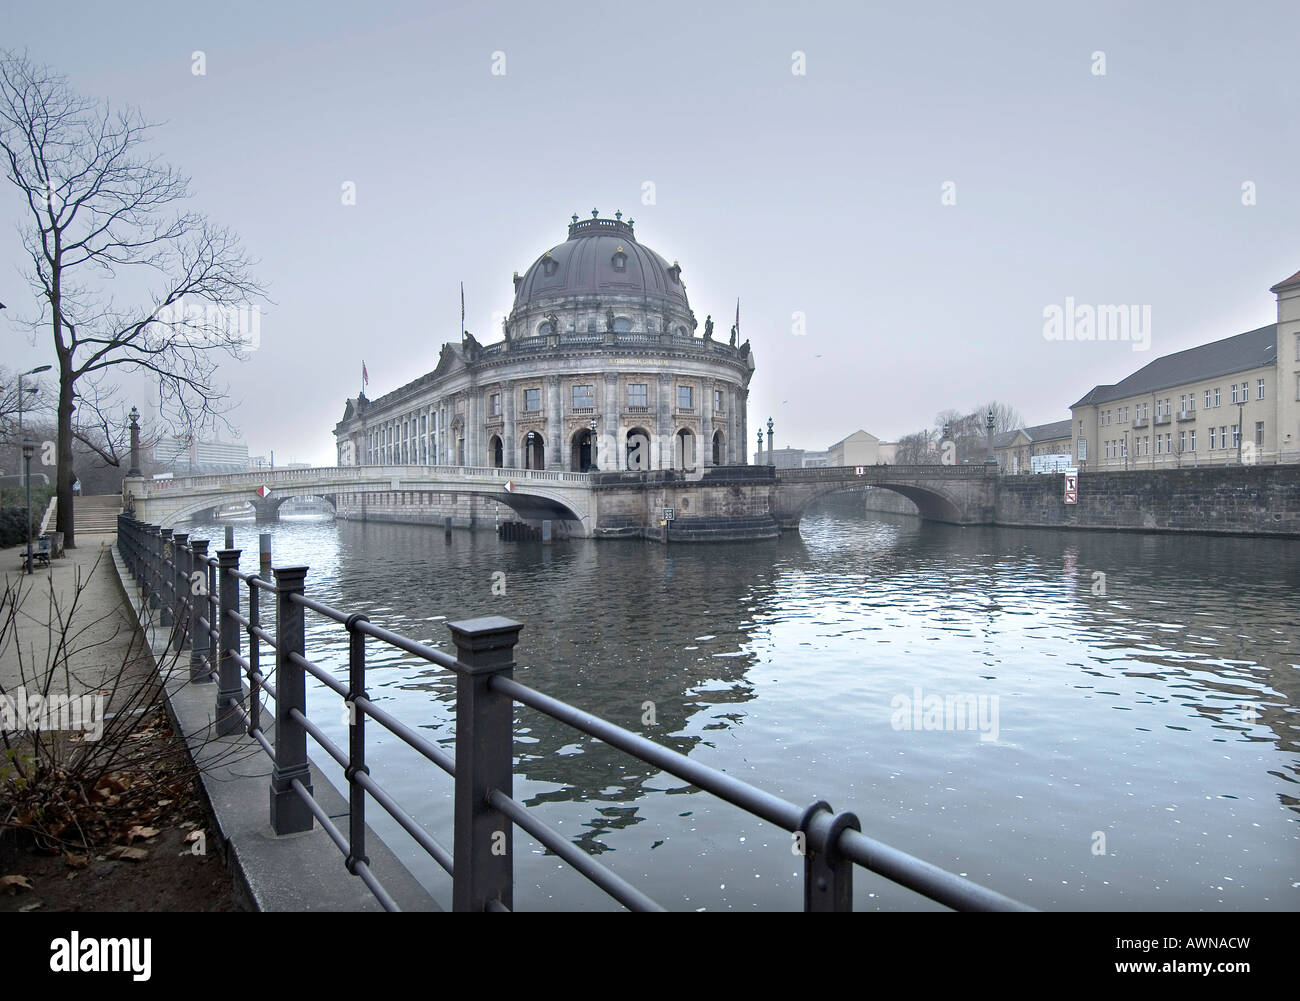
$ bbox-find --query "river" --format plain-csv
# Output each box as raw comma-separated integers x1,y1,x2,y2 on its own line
181,496,1300,911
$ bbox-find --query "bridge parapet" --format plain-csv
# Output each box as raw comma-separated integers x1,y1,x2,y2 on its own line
776,464,996,482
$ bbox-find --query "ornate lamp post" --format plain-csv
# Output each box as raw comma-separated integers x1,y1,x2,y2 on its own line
756,428,763,463
22,439,35,573
985,409,997,466
767,416,774,465
588,416,599,471
127,406,142,477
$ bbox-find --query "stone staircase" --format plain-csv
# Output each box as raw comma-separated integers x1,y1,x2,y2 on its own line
74,493,123,535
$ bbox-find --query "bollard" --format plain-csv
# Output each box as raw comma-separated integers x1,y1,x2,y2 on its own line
189,540,211,682
444,515,452,541
270,565,314,835
225,524,234,550
216,549,244,735
259,533,272,576
448,616,523,912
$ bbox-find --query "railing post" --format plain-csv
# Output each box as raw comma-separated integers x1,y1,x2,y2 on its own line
344,614,370,875
270,565,313,835
216,548,244,735
189,540,211,681
448,616,523,912
146,525,161,611
799,802,861,912
173,533,191,649
159,529,175,627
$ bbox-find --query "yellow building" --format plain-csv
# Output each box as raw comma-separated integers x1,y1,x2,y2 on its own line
1070,270,1300,469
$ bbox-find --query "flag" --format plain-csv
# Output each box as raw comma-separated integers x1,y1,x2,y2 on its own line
362,361,369,386
460,281,465,332
735,297,740,338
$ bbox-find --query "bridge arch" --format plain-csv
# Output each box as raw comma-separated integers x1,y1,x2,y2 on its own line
772,470,992,529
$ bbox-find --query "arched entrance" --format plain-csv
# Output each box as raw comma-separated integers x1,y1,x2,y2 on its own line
570,428,597,471
489,434,503,468
626,427,651,470
522,431,545,470
674,428,696,470
712,429,724,465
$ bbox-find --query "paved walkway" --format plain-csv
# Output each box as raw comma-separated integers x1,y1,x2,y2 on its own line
0,532,156,718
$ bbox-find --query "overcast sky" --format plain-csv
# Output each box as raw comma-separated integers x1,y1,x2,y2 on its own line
3,1,1297,464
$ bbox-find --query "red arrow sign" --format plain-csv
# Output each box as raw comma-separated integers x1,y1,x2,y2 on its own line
257,485,272,498
504,480,515,493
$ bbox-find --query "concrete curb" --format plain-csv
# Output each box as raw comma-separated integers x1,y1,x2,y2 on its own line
106,542,440,911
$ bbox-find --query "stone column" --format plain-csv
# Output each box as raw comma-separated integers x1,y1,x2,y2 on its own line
700,382,714,467
503,380,517,468
737,387,749,464
602,372,618,471
657,373,673,469
545,376,562,470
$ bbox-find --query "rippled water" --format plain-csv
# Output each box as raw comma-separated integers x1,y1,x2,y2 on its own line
184,499,1300,911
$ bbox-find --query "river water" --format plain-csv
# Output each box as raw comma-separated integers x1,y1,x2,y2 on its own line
182,498,1300,911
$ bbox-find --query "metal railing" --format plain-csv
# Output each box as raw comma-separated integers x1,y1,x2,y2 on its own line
116,514,1031,913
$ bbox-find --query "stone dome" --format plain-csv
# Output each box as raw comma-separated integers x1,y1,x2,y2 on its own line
511,213,691,313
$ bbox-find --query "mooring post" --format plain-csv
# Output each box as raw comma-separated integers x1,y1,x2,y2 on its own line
259,532,272,577
216,548,244,735
448,616,523,912
189,540,211,681
270,565,314,835
225,524,234,549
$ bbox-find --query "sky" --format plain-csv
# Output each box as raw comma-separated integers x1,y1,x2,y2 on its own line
2,0,1297,464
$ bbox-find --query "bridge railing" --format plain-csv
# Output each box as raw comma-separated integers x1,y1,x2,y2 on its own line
140,464,595,495
116,514,1031,913
776,463,998,480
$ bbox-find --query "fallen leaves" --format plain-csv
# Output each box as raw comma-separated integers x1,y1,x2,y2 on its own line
0,874,33,894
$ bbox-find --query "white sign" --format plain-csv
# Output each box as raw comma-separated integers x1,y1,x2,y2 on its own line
663,507,675,521
1032,453,1074,475
854,466,866,476
1063,468,1078,505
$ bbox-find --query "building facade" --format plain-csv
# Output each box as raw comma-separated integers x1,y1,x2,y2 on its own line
334,213,755,479
1070,271,1300,469
993,419,1073,473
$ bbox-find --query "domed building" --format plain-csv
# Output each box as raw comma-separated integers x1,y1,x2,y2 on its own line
334,211,755,489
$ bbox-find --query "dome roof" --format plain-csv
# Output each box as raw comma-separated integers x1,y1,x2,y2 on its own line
512,213,690,312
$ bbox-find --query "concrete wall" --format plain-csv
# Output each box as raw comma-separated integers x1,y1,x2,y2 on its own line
335,490,505,530
995,465,1300,536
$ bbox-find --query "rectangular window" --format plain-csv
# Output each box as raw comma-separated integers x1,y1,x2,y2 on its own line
1258,379,1265,400
1221,426,1227,448
1232,424,1240,448
1255,421,1264,446
1166,433,1172,453
490,394,500,416
678,385,693,410
1156,435,1163,455
1188,429,1195,451
628,383,648,407
714,389,724,413
524,388,540,412
1210,427,1217,449
1179,431,1185,452
1204,389,1212,409
572,384,595,409
1214,388,1221,407
1077,438,1087,460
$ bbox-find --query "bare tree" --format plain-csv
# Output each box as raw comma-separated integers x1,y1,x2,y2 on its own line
0,50,265,547
0,365,54,444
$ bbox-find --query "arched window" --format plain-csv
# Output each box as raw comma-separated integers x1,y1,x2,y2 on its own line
613,316,633,333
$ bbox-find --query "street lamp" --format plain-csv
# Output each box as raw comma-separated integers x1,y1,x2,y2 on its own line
127,406,142,477
16,364,51,439
767,416,774,464
588,416,598,471
985,409,997,465
22,439,35,573
757,427,763,463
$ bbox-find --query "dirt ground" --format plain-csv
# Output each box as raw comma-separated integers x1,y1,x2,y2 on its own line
1,536,242,912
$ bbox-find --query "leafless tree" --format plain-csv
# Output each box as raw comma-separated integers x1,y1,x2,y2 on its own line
0,50,266,547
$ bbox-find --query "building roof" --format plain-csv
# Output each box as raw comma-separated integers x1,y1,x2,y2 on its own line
511,214,690,315
828,429,879,449
1270,268,1300,293
1024,419,1073,442
1070,324,1277,409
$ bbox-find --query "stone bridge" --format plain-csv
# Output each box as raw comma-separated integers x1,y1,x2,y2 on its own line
124,465,596,533
123,462,1000,541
